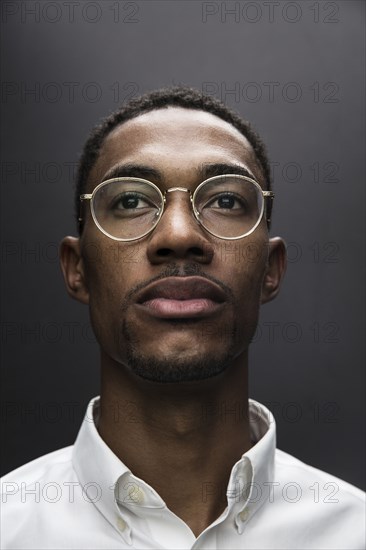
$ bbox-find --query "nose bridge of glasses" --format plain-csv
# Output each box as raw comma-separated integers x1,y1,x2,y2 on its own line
163,187,193,207
165,187,191,195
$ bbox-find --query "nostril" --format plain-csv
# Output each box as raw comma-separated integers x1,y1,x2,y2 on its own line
157,248,171,257
190,247,204,257
156,247,204,258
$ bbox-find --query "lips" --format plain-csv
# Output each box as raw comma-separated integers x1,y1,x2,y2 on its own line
135,276,227,319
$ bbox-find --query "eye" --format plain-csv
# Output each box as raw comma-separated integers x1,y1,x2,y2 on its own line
112,192,152,210
207,192,246,210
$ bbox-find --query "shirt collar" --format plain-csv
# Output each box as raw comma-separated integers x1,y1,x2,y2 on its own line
72,397,133,544
72,396,276,539
232,399,276,532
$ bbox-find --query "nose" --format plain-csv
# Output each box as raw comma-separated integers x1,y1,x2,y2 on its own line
146,189,213,265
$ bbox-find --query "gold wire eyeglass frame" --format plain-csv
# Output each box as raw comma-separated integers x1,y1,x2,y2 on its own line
79,174,274,241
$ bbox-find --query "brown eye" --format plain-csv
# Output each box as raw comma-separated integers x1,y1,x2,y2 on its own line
207,193,246,211
112,193,150,210
217,194,235,209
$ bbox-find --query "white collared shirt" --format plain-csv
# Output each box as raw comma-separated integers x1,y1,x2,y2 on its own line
1,397,365,549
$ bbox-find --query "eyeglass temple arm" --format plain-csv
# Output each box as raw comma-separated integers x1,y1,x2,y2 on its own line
78,194,92,222
263,191,274,224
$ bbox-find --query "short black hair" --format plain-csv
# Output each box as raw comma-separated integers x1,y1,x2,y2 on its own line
76,86,272,233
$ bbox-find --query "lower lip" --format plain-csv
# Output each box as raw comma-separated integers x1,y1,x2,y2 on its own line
137,298,223,318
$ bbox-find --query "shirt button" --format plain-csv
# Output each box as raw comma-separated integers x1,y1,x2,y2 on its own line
117,517,127,531
239,508,250,522
128,484,144,504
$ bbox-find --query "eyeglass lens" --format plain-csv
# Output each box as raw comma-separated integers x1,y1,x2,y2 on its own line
91,176,264,240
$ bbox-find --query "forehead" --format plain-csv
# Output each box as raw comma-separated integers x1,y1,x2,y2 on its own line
88,107,262,190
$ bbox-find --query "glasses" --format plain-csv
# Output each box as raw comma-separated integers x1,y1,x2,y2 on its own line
79,174,274,241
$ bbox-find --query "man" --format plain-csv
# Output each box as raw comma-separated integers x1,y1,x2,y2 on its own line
1,87,364,549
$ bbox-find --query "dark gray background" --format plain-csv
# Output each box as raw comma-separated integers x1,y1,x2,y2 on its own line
1,0,365,490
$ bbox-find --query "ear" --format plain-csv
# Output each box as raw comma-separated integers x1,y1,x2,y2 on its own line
59,236,89,305
261,237,287,304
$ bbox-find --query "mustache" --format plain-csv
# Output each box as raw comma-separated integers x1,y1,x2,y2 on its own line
121,263,235,312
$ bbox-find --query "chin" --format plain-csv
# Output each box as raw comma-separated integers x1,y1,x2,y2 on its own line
120,316,239,383
124,345,235,383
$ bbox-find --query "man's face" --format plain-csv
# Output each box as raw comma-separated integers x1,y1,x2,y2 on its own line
75,107,277,382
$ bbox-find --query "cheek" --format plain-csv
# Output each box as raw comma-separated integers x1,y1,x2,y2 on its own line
226,237,268,328
82,238,144,288
221,234,268,286
81,239,143,336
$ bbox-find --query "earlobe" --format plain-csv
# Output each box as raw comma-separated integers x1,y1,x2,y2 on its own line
59,237,89,305
261,237,287,304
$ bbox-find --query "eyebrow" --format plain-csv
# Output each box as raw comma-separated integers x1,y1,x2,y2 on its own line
100,162,256,185
201,163,255,181
101,163,162,183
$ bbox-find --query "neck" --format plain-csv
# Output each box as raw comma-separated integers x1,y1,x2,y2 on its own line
97,350,251,537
